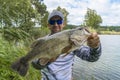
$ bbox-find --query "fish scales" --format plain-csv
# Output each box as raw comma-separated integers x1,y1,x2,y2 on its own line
11,27,90,76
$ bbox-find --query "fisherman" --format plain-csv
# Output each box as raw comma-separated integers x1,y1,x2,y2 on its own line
32,10,102,80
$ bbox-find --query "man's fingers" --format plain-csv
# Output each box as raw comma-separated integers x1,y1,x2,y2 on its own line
87,32,100,48
88,32,97,40
87,39,100,45
88,36,99,42
88,36,99,43
88,42,100,48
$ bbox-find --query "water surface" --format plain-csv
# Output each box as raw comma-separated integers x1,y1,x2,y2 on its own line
73,35,120,80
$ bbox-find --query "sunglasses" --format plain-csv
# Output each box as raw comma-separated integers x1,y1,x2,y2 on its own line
49,20,63,25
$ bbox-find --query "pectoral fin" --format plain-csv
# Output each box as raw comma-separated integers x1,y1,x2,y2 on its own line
39,58,50,66
61,44,72,57
62,45,72,53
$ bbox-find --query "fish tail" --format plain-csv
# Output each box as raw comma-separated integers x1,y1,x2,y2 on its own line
11,57,29,76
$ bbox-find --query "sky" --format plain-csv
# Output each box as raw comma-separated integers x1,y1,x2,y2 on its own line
43,0,120,26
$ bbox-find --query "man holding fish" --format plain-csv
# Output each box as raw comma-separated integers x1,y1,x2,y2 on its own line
32,10,102,80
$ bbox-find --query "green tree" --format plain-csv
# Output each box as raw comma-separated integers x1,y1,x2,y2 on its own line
0,0,34,29
31,0,48,28
83,8,102,29
0,0,34,42
0,0,49,42
0,0,48,30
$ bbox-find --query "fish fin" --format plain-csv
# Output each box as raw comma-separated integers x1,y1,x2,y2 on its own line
62,45,72,53
39,58,50,66
61,44,72,57
49,56,59,62
11,57,29,76
39,56,59,65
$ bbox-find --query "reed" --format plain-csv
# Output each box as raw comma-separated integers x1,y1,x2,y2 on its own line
0,36,41,80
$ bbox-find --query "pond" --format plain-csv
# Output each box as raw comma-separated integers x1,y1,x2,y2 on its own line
73,35,120,80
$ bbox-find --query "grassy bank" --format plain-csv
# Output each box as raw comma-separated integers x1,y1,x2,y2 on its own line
0,37,41,80
88,27,120,35
99,30,120,35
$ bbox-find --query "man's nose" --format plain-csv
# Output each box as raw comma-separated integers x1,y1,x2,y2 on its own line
54,22,58,26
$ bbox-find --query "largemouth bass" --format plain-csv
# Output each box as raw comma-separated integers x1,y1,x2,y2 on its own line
11,27,90,76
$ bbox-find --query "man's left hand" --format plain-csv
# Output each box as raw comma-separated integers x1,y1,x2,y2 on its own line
87,32,100,48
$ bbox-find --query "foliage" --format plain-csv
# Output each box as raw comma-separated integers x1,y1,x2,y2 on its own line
99,26,120,32
41,13,49,28
0,0,34,28
1,28,30,43
83,8,102,29
65,24,78,29
31,0,49,28
0,27,50,46
29,27,50,39
87,27,96,33
99,30,120,35
0,36,41,80
0,0,48,42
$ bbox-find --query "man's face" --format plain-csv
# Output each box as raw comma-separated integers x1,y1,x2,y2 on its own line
48,15,65,34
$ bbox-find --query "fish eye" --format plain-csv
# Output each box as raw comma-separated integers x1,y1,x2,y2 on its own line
78,27,83,30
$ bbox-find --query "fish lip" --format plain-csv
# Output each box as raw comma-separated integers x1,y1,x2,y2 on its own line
84,28,90,33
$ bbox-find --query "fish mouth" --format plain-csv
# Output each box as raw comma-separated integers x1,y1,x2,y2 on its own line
84,28,90,33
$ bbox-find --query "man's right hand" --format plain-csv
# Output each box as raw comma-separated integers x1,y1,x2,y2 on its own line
87,32,100,48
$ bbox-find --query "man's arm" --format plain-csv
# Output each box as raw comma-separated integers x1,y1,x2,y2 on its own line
74,45,101,62
74,32,102,62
